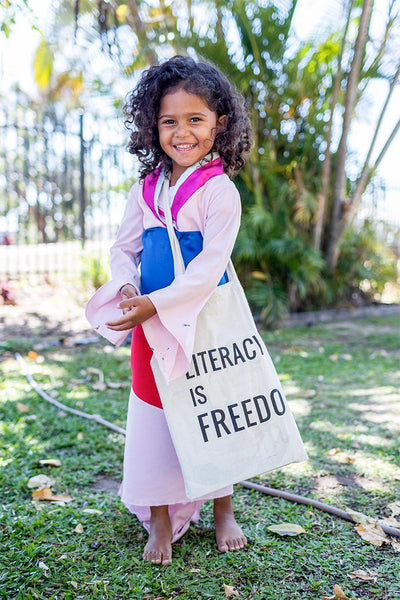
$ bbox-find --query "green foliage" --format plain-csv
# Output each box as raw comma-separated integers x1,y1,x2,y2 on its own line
326,220,399,306
80,252,110,290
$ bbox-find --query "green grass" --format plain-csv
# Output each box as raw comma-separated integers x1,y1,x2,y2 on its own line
1,315,399,599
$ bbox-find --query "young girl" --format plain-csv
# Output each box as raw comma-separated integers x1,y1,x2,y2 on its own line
86,55,253,566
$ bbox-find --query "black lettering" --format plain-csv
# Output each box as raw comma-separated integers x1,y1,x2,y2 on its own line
232,343,246,365
186,369,195,380
192,354,200,377
197,413,210,442
218,346,234,369
211,409,231,438
190,387,197,407
198,350,208,374
252,335,265,355
242,338,256,360
253,394,271,423
195,385,207,404
208,348,221,371
271,388,286,416
241,398,257,427
190,385,207,407
228,403,245,432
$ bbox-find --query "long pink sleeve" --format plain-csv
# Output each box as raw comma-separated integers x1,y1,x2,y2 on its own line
143,176,241,381
109,182,143,291
85,182,143,345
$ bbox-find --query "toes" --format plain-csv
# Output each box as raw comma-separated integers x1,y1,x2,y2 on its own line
218,542,229,553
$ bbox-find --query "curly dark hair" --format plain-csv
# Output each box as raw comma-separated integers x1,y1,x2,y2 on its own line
124,55,253,179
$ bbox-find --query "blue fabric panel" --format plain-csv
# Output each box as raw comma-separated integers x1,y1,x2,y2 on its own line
140,227,228,294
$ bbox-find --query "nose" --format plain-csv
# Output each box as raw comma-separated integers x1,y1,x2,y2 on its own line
175,121,189,137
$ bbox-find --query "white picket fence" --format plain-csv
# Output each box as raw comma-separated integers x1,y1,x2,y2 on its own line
0,240,112,280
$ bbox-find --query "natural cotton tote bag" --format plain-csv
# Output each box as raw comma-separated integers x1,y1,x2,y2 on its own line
151,178,307,500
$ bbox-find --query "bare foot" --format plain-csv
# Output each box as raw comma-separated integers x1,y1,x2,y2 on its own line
143,505,172,565
213,495,247,552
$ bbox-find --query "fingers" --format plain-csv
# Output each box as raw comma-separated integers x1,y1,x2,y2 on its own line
106,314,137,330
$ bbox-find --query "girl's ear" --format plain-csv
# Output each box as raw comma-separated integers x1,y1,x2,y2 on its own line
217,114,227,131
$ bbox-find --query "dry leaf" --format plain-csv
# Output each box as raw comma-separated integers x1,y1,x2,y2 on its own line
379,516,400,528
77,432,84,440
321,584,360,600
267,523,306,536
340,354,352,361
387,501,400,517
37,459,62,467
391,540,400,552
28,474,54,489
28,350,38,360
74,523,84,533
348,569,377,582
38,561,49,577
83,509,103,515
355,523,388,547
345,508,375,525
69,581,78,589
16,402,30,413
32,486,72,503
223,584,239,598
329,354,339,362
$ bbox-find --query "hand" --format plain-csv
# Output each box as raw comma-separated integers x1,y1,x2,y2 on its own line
120,284,138,315
106,295,157,331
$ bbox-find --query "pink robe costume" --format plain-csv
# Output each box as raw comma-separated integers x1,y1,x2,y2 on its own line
86,158,241,542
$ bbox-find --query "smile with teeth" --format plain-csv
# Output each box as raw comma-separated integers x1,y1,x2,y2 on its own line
174,143,197,151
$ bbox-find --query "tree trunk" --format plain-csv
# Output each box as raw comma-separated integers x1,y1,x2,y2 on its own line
313,0,353,251
326,0,374,270
333,64,400,256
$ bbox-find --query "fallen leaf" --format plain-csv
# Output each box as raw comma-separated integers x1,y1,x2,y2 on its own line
74,523,84,533
37,459,62,467
28,350,38,360
345,508,375,525
379,516,400,528
387,501,400,517
348,569,377,582
223,584,239,598
340,354,352,361
321,584,360,600
32,487,72,503
267,523,306,536
92,382,107,391
355,523,388,547
69,581,78,589
38,561,49,577
391,540,400,552
28,475,54,489
77,432,84,440
83,509,103,515
329,354,339,361
16,402,30,413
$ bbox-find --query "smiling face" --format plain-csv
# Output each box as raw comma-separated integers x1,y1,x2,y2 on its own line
158,87,225,185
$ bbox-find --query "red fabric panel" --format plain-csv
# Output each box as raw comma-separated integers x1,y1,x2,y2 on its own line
131,324,163,409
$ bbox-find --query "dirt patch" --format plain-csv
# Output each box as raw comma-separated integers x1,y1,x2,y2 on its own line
1,282,94,343
93,476,121,495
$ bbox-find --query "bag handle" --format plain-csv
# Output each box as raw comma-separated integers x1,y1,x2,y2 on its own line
161,174,240,286
160,177,186,277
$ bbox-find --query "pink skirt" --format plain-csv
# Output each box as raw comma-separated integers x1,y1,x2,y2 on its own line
119,326,233,543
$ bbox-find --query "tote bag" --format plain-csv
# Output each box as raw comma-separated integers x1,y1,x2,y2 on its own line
151,180,307,500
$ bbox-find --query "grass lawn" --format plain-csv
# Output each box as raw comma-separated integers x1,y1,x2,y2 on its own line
1,312,399,600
